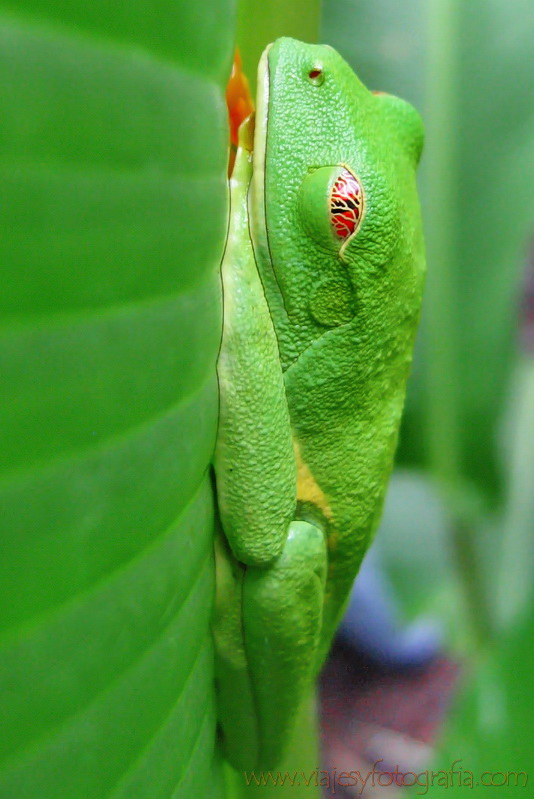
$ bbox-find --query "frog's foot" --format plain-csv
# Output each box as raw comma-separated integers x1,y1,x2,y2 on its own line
242,519,327,770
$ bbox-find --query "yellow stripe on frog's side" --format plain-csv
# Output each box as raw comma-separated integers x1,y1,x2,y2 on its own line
293,439,333,521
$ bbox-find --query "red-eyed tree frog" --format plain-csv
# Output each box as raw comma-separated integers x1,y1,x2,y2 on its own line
212,37,426,772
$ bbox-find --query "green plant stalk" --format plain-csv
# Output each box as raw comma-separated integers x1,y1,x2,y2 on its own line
450,520,493,650
423,0,492,650
496,355,534,627
423,0,460,485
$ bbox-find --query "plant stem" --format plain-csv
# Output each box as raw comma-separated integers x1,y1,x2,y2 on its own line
423,0,493,649
423,0,461,487
451,520,494,650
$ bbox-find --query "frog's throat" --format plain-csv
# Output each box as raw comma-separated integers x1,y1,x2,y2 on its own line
293,439,333,521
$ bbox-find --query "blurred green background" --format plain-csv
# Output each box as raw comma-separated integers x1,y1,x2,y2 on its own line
0,0,532,797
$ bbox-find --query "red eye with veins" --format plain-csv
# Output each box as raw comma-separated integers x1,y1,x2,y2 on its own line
330,169,363,241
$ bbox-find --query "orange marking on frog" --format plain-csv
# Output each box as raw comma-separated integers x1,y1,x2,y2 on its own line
226,49,255,175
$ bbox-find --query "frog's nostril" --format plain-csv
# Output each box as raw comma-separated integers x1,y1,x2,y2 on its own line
307,66,325,86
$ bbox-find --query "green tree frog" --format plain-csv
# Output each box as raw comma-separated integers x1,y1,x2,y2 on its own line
213,37,425,772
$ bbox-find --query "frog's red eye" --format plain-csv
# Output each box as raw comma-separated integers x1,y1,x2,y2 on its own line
330,169,363,241
299,165,365,261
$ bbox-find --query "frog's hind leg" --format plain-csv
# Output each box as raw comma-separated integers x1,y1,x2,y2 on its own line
243,520,327,770
213,532,261,771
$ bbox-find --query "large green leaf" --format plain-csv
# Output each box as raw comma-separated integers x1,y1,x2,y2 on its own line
0,1,234,796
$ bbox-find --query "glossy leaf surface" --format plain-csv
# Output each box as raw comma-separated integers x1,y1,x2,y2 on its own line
0,1,234,796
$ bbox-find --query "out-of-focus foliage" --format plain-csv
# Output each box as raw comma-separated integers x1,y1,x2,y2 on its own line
0,1,234,796
237,0,320,93
429,609,534,795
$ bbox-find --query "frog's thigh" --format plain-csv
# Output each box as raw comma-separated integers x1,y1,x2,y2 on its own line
243,520,327,769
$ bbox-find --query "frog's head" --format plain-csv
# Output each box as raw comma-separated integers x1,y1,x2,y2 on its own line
250,37,426,371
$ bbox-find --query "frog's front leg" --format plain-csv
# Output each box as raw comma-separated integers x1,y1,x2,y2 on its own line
213,119,296,567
